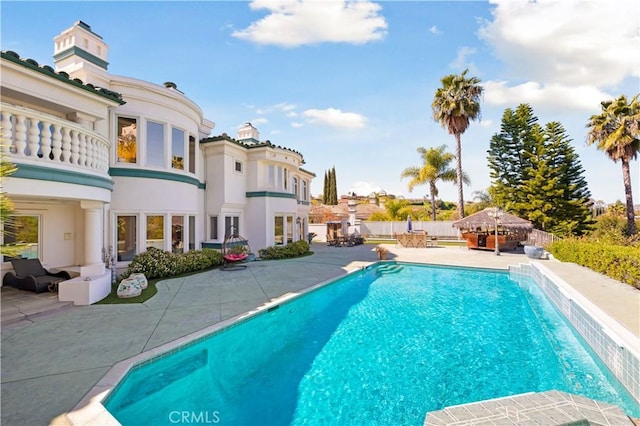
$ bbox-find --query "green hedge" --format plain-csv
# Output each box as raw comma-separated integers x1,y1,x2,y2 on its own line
549,240,640,289
258,240,310,260
123,247,223,280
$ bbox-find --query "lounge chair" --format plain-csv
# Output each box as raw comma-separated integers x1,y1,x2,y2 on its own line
3,258,71,293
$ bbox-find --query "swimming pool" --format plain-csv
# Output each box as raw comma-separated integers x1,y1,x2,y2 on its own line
104,263,639,425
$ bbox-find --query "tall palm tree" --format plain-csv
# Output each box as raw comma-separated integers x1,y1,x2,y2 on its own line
432,69,483,219
586,94,640,235
400,145,468,221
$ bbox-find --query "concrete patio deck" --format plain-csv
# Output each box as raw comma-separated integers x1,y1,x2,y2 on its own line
1,243,638,425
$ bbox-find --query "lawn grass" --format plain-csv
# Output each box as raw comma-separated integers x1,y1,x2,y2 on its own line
96,267,219,304
96,278,160,304
96,252,315,304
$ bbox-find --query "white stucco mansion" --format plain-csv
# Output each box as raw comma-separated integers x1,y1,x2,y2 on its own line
1,21,314,304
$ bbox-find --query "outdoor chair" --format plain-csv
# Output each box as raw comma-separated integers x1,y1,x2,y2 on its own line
3,258,71,293
221,226,250,271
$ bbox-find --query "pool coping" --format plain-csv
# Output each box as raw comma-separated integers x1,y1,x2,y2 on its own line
65,261,640,425
512,262,640,407
66,266,367,425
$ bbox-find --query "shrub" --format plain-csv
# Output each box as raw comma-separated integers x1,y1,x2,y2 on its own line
549,239,640,289
590,215,640,245
124,247,223,280
259,240,310,260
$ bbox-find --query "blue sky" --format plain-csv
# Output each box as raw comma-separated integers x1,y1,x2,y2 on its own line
2,0,638,204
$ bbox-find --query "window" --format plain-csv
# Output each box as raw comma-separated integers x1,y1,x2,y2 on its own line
277,167,283,190
210,216,218,240
117,216,137,261
293,177,299,197
146,215,164,250
171,216,183,253
235,160,243,173
188,216,196,250
274,216,284,245
172,127,185,170
117,117,137,163
188,135,196,173
225,216,239,237
268,165,275,188
287,215,293,244
2,215,40,262
147,121,165,167
302,180,308,201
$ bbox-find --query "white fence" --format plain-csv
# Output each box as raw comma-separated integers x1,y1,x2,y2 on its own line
309,221,462,242
360,221,462,239
310,221,558,245
525,229,561,247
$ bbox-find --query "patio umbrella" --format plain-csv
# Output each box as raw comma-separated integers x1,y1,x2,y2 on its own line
407,215,412,233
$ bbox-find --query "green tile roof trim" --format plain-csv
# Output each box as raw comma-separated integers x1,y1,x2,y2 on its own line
12,163,114,191
109,167,205,189
1,50,125,105
299,167,316,177
54,46,109,70
200,133,306,164
246,191,297,199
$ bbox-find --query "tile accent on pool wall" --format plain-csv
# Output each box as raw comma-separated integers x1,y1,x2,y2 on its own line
509,263,640,405
424,390,634,426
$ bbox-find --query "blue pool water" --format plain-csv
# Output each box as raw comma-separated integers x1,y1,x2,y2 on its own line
105,264,640,425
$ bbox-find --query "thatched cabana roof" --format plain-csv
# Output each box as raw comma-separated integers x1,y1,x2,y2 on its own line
452,208,533,231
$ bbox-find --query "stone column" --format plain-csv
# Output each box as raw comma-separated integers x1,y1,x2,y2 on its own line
80,200,105,276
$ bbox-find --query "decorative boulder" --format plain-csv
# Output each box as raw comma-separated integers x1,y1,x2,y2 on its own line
524,245,545,259
129,273,148,290
117,278,142,298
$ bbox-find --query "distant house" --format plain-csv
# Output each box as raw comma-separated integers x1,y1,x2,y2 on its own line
1,21,314,304
309,201,385,223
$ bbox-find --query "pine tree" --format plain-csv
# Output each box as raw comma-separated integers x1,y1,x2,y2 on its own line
488,104,593,236
487,104,540,211
332,166,338,205
544,122,593,235
322,170,328,204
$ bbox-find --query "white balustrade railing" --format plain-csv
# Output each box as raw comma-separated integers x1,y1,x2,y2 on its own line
1,103,110,174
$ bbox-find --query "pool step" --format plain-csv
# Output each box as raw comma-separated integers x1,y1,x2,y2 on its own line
376,264,404,275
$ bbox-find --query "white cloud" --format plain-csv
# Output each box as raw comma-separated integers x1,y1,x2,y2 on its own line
303,108,367,128
429,25,441,35
484,80,612,112
291,122,304,128
479,0,640,87
232,0,388,47
250,117,269,125
350,181,381,196
449,46,477,71
256,102,297,115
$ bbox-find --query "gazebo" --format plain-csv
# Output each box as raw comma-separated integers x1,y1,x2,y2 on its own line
452,208,533,251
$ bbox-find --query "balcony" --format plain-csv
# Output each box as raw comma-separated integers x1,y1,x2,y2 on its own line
1,103,110,177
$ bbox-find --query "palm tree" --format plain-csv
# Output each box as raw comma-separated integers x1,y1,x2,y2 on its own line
586,94,640,235
467,189,495,215
432,69,483,219
400,145,468,221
